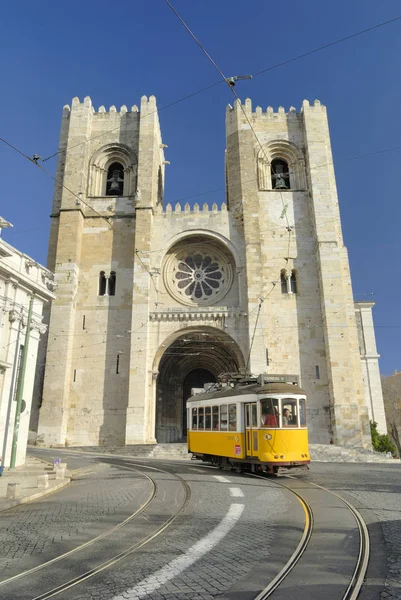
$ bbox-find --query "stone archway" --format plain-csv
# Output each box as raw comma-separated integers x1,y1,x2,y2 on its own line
155,328,244,442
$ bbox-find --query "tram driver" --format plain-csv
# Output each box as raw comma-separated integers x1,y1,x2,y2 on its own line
282,408,292,427
261,406,278,428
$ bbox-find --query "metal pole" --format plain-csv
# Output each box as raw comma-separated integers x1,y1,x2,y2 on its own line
10,295,34,469
1,319,22,470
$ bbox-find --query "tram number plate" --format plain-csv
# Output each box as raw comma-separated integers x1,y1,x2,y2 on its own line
234,445,241,455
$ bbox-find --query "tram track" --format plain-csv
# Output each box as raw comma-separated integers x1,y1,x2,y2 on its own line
248,472,370,600
0,460,191,600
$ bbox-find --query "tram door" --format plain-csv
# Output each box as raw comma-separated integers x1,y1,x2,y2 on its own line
245,403,258,457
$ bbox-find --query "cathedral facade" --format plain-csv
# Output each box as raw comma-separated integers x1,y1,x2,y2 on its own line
35,95,386,449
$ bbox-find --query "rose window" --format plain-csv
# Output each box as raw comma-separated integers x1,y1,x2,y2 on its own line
165,245,233,305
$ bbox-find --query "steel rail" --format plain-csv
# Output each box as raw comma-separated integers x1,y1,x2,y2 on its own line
30,461,191,600
306,479,370,600
247,473,314,599
0,463,156,587
249,472,369,600
1,461,191,600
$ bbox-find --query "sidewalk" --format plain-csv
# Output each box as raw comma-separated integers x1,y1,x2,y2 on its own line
0,455,70,512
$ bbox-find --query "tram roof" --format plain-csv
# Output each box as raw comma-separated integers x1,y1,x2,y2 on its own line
187,382,306,402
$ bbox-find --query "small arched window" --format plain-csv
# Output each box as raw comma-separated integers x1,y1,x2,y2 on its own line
99,271,107,296
280,270,288,294
106,162,124,196
290,270,297,294
108,271,116,296
157,166,163,204
271,158,290,190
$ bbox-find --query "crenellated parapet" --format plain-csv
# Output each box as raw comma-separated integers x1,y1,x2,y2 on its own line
162,202,227,215
226,97,324,119
62,95,157,116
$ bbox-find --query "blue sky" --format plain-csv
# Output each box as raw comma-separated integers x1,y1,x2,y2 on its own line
0,1,400,374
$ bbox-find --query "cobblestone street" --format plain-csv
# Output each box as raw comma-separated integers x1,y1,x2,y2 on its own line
306,462,401,600
0,452,400,600
0,459,153,579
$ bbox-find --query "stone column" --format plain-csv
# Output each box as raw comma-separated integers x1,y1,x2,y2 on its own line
226,99,266,376
126,96,164,444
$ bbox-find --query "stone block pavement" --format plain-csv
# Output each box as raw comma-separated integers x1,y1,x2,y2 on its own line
307,463,401,600
0,455,70,513
0,459,153,580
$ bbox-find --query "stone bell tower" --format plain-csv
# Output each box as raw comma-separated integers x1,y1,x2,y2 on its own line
225,98,371,447
37,95,165,447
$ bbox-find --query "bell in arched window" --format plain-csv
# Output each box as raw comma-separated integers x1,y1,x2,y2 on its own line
106,162,124,196
271,159,290,190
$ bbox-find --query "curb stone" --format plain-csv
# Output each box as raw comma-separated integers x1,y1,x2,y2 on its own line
0,477,71,513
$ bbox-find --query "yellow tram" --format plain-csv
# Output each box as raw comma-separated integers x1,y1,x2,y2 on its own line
187,375,310,474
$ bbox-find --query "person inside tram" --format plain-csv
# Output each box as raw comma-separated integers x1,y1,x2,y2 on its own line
262,406,278,427
282,408,292,427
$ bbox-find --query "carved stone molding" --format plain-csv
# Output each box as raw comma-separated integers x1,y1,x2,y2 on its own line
31,320,48,335
149,308,246,322
9,309,23,323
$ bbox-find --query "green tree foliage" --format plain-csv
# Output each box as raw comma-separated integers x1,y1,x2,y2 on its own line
370,421,396,455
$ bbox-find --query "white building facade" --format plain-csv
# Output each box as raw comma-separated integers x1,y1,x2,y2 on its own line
34,96,386,450
0,218,55,467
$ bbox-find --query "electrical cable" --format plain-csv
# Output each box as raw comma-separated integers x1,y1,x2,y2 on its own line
251,14,401,78
37,13,401,165
41,80,222,163
0,136,112,227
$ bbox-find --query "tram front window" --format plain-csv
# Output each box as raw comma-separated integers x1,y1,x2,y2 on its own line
260,398,279,428
281,398,298,427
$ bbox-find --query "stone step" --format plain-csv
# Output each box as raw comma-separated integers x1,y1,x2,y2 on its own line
310,443,400,463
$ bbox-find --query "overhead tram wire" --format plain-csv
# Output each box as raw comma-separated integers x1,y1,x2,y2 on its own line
163,1,292,248
164,0,294,309
163,142,401,210
4,13,400,167
251,14,401,79
164,1,400,342
41,80,223,163
155,8,401,209
0,136,112,228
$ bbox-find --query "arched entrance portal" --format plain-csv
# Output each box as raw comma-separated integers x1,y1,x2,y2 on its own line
155,329,244,442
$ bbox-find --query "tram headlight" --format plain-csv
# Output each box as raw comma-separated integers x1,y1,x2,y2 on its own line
264,433,272,441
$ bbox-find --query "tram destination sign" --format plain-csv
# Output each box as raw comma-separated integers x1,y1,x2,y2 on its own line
257,373,300,386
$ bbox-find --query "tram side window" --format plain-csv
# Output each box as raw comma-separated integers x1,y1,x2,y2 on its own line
281,398,298,427
260,398,279,428
228,404,237,431
198,407,205,430
220,405,228,431
299,398,307,427
212,406,219,430
205,406,211,430
192,408,198,430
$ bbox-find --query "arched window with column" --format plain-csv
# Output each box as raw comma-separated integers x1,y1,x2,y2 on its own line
99,271,107,296
271,158,290,189
257,141,306,191
88,144,137,198
290,270,297,294
106,162,124,196
280,269,288,294
108,271,116,296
